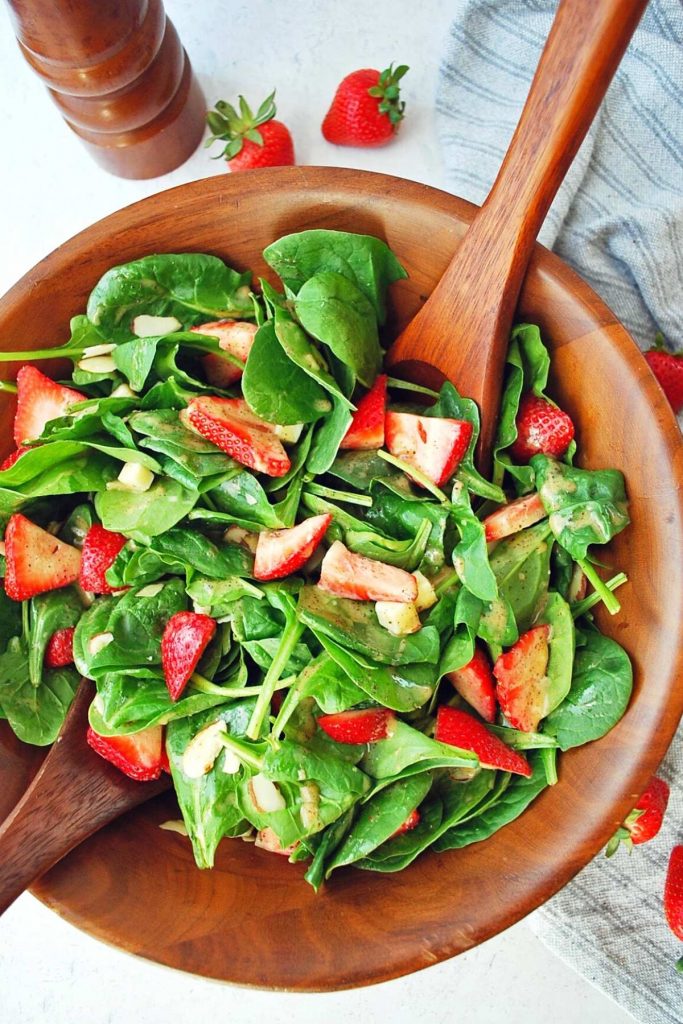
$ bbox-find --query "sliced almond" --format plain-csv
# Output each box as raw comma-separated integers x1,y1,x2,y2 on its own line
375,600,421,636
88,631,114,656
132,314,182,337
249,774,286,813
136,583,164,598
77,355,117,374
413,571,437,611
181,721,227,779
82,343,116,358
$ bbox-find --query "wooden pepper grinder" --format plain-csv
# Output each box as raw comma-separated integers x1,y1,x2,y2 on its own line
4,0,206,179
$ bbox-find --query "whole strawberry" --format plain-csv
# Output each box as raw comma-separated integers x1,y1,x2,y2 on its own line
605,775,670,856
510,392,575,462
322,63,408,147
644,333,683,414
664,845,683,973
206,92,295,172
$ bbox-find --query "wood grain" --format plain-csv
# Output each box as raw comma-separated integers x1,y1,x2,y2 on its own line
4,0,205,178
386,0,647,464
0,681,169,915
0,167,682,989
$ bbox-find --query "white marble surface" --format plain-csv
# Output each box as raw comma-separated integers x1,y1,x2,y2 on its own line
0,2,637,1022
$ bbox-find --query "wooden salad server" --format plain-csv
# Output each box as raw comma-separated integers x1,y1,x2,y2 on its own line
0,681,170,915
386,0,648,464
0,0,648,916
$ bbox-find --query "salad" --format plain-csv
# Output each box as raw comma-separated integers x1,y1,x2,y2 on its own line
0,230,633,889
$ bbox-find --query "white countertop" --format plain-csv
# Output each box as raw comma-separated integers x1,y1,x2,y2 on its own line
0,2,636,1022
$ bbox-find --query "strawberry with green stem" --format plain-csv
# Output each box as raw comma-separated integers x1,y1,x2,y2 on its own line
206,91,295,172
322,64,409,147
605,776,670,856
644,332,683,415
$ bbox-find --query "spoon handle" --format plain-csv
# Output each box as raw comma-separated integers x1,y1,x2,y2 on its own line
0,681,168,916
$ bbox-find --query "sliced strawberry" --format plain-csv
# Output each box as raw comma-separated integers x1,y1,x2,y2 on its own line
14,365,85,445
435,706,532,777
4,513,81,601
510,393,575,463
318,540,418,603
0,446,31,472
161,611,217,701
45,627,76,668
644,343,683,415
79,524,127,594
483,492,546,542
159,742,171,775
664,846,683,943
318,708,395,744
493,625,551,733
193,319,257,388
391,808,421,839
87,724,164,781
184,396,290,477
446,646,497,723
607,776,670,856
254,513,331,581
385,411,472,487
340,374,387,450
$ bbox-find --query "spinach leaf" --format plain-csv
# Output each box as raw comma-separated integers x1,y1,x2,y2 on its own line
366,485,450,575
536,592,574,717
95,477,199,540
87,254,253,336
88,673,242,735
0,638,79,745
489,521,553,632
296,654,367,713
325,773,432,875
304,808,355,891
543,629,632,750
328,450,408,495
106,528,253,589
242,320,331,425
204,472,284,529
450,484,497,602
318,636,434,712
294,272,382,387
531,455,630,560
167,700,255,868
185,576,263,618
273,308,353,406
263,229,406,323
0,442,116,512
434,751,547,851
38,399,138,444
427,384,505,503
360,720,479,782
29,588,83,688
306,395,353,476
297,586,440,666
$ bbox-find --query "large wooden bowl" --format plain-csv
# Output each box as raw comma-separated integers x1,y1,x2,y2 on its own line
1,167,682,990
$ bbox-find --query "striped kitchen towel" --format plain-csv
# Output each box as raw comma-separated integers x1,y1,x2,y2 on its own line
436,3,683,1023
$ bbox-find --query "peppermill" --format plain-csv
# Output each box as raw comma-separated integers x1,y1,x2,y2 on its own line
4,0,206,179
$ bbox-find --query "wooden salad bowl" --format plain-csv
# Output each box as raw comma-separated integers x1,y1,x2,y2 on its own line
1,167,682,990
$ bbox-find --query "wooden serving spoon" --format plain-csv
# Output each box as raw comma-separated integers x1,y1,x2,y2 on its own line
0,0,648,917
386,0,648,463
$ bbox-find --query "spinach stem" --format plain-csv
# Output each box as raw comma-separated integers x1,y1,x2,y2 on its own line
0,380,18,394
270,671,310,739
304,482,372,507
21,600,30,644
246,620,304,740
377,450,449,503
0,346,86,362
386,376,441,399
434,569,460,598
574,564,625,617
219,732,264,771
190,672,293,699
540,747,559,785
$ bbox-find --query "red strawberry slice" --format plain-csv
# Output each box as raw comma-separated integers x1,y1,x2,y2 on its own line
44,627,76,668
644,343,683,414
665,846,683,945
0,446,31,472
184,396,290,477
607,776,670,856
254,513,331,581
391,808,421,839
319,540,418,603
4,513,81,601
87,724,164,781
79,524,127,594
385,411,472,487
493,625,551,733
318,708,395,744
510,393,575,463
435,706,532,777
161,611,217,701
14,365,85,445
340,374,387,449
193,319,257,388
446,646,497,723
483,492,546,542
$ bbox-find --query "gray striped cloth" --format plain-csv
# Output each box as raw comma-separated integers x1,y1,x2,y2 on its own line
436,3,683,1022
